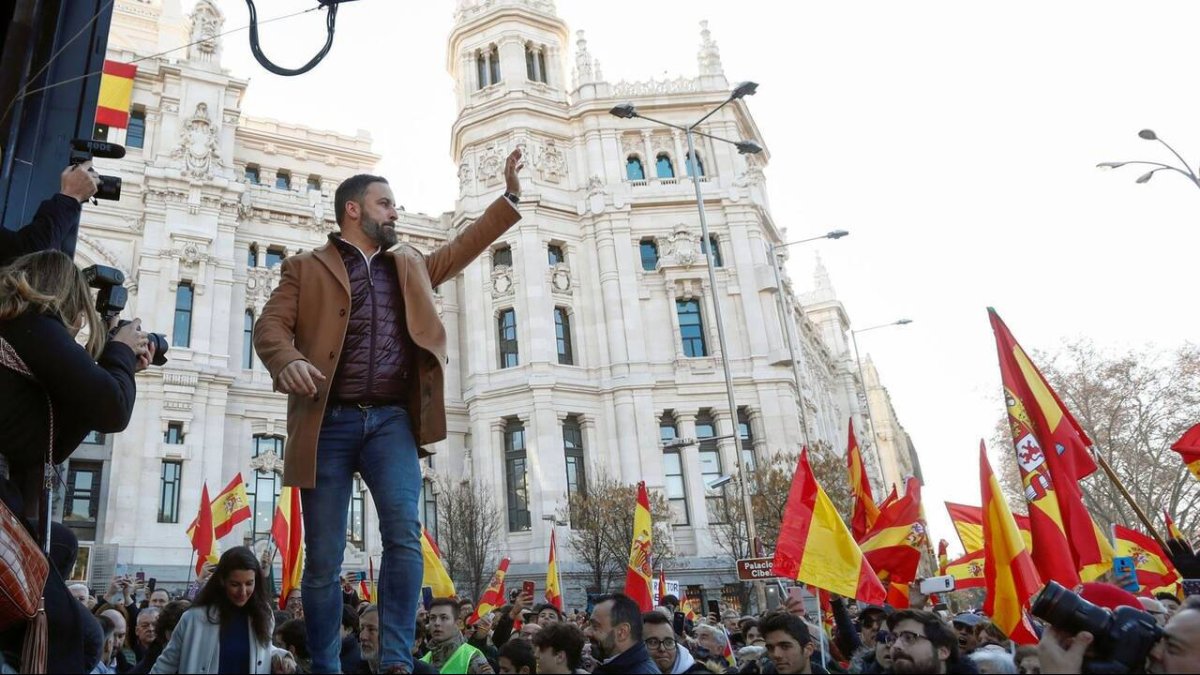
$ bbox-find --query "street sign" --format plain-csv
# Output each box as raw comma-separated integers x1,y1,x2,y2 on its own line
736,557,778,581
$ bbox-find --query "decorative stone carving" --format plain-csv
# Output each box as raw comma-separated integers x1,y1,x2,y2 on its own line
535,139,566,183
308,189,326,223
664,225,699,267
249,446,285,476
237,188,254,220
478,144,505,184
457,159,473,194
188,0,223,64
612,76,701,98
574,31,594,86
491,266,514,299
171,102,221,181
586,175,605,196
550,263,572,294
620,135,642,157
246,266,282,311
697,20,724,76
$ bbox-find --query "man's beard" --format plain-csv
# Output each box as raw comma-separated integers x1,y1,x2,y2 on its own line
592,633,617,661
362,215,397,248
890,653,937,674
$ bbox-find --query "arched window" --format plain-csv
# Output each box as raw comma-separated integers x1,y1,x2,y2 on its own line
656,153,675,179
686,150,705,177
243,310,254,369
702,235,723,267
640,239,659,271
476,45,501,89
554,307,574,365
626,155,645,181
489,46,502,85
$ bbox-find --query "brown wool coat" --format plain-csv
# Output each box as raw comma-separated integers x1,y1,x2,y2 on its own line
253,197,521,488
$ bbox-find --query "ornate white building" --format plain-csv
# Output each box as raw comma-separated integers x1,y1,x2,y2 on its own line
67,0,919,611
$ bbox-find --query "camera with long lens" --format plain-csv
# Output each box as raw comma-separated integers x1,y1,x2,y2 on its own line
81,264,168,366
69,139,124,201
1031,581,1162,673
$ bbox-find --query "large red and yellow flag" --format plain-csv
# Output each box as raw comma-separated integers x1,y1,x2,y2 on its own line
1171,424,1200,483
97,60,137,128
1112,524,1181,592
846,419,880,541
625,482,655,611
945,502,1032,554
945,549,986,590
188,483,219,575
772,449,886,604
858,477,927,584
188,474,252,540
468,558,510,625
990,309,1113,585
421,528,456,598
272,486,303,610
981,443,1041,644
546,530,563,611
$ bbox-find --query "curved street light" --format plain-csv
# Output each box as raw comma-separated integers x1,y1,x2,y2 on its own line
1098,129,1200,191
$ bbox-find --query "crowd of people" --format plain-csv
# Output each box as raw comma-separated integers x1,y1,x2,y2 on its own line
42,541,1200,674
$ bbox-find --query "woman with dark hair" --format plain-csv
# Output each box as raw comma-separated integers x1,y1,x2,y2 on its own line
150,547,294,673
130,600,190,673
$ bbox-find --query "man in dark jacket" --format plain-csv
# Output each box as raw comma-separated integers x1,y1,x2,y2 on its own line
0,163,98,264
586,594,660,674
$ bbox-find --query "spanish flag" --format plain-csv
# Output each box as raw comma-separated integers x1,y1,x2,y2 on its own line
1112,524,1180,592
96,60,137,128
772,449,886,604
546,530,563,611
945,502,1032,554
945,549,986,590
981,443,1041,644
624,482,655,611
858,477,926,584
990,309,1114,585
937,539,949,575
847,419,880,541
467,558,510,625
1171,424,1200,483
188,483,219,575
421,528,456,599
272,486,304,610
187,474,252,540
1165,510,1191,554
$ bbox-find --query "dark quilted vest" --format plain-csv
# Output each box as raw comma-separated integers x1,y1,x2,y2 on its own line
329,236,410,404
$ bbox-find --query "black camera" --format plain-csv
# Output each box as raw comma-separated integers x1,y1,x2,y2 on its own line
1031,581,1162,673
69,139,124,201
81,264,168,366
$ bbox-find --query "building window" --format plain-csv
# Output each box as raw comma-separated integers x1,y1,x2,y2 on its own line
307,175,321,192
504,419,531,532
82,431,105,445
498,309,519,369
247,244,258,268
554,307,574,365
563,416,587,525
526,44,548,83
656,153,675,179
738,408,757,473
490,47,502,84
243,310,255,369
245,165,260,184
164,422,184,445
493,244,513,269
127,109,146,149
173,282,193,348
275,170,291,191
547,243,565,266
702,235,723,267
685,150,704,177
661,416,689,526
158,460,182,523
64,461,102,538
476,45,501,88
526,46,536,81
640,239,659,271
697,413,726,524
626,155,645,181
348,475,366,551
420,475,438,541
676,299,707,357
265,247,285,268
248,435,283,544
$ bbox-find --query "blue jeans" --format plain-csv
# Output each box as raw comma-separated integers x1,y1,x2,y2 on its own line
301,404,423,672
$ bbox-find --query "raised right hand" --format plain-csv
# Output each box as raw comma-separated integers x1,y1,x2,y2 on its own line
61,162,100,203
277,359,326,397
112,319,149,360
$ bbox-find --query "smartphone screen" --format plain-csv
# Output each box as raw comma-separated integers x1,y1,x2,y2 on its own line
707,600,720,618
523,580,536,597
135,571,145,582
673,611,685,635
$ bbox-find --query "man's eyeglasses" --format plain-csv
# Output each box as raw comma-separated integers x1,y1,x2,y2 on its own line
645,638,676,650
888,630,929,647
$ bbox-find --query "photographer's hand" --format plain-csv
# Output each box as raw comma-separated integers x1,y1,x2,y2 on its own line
1038,626,1090,675
61,162,100,203
135,340,155,372
113,319,148,358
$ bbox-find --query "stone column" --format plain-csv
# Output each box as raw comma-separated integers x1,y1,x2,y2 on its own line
640,131,655,178
676,412,707,531
672,130,686,177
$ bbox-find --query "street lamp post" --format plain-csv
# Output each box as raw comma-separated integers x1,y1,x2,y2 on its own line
768,230,850,449
1098,129,1200,191
850,319,912,488
617,82,767,610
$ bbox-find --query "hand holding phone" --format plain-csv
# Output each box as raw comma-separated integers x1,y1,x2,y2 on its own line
1112,557,1139,592
522,580,536,599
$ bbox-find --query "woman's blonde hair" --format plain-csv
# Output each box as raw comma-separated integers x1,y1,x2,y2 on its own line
0,250,106,358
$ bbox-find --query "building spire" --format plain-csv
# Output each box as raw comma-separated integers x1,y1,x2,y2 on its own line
574,30,595,86
813,252,833,292
697,20,724,76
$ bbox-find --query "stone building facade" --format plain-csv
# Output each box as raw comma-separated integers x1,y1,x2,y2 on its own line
65,0,920,611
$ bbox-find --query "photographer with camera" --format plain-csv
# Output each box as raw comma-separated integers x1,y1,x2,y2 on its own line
0,250,151,673
0,162,101,266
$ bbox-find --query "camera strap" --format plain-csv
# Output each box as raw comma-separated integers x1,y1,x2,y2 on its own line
0,338,57,555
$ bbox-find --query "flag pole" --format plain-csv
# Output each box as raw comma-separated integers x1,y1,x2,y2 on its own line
1091,449,1168,551
816,593,828,671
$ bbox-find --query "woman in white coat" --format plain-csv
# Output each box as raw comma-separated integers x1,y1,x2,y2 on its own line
151,546,295,674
